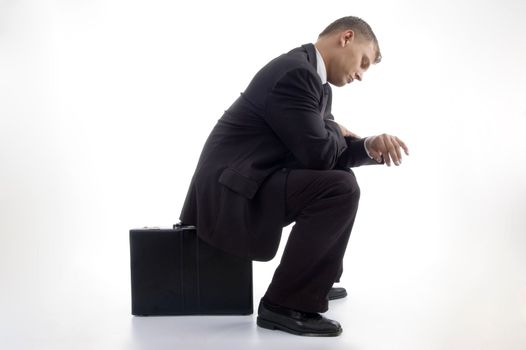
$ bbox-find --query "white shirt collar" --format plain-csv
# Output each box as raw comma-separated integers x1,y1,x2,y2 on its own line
314,45,327,84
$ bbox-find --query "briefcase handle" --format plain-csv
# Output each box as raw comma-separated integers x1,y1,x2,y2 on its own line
173,221,197,230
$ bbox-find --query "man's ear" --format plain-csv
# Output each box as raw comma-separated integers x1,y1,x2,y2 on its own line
341,29,355,46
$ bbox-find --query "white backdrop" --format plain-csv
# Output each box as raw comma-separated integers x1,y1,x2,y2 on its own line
1,1,525,349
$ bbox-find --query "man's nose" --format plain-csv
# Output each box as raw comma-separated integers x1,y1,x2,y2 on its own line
354,72,362,81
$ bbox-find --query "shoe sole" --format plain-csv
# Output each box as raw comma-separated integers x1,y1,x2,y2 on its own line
328,290,348,301
257,317,342,337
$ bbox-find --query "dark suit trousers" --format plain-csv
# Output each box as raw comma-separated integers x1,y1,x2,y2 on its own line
263,169,360,313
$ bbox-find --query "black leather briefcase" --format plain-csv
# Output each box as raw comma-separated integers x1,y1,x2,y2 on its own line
129,223,253,316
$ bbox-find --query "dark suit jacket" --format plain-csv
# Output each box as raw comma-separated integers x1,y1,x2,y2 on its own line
179,43,378,261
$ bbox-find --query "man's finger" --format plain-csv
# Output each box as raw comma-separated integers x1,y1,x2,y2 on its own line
384,136,399,166
396,136,409,156
376,136,389,165
380,143,392,166
390,137,403,165
370,150,383,163
383,151,392,166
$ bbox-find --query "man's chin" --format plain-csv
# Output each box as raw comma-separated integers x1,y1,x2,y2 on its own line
329,80,344,87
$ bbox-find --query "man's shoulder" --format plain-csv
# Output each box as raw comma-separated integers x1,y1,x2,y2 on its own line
241,43,320,100
260,44,318,82
274,43,314,68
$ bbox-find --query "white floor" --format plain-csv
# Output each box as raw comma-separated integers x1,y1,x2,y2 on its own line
1,215,525,350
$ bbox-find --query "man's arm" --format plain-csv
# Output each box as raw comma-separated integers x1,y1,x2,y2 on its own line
331,119,409,167
337,136,380,168
264,68,347,170
324,115,380,167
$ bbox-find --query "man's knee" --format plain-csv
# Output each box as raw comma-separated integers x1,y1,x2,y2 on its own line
324,170,360,199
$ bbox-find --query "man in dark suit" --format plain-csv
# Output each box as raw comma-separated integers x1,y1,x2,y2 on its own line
179,16,409,336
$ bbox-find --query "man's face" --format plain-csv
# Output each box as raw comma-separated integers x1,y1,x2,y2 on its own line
328,34,376,87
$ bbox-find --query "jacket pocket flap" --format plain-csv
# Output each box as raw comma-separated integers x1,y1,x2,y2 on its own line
218,167,259,199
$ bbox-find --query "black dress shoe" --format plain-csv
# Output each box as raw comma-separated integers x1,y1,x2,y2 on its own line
327,287,347,300
256,298,342,337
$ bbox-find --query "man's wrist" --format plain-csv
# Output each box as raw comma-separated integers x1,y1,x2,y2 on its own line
364,136,374,159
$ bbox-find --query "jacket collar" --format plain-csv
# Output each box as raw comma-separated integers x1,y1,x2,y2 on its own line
302,43,318,71
302,43,327,84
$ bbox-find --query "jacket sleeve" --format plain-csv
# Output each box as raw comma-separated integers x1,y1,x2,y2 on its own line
264,68,347,170
337,136,382,168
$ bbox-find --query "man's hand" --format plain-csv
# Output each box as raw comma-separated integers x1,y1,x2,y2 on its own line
337,123,361,139
365,134,409,166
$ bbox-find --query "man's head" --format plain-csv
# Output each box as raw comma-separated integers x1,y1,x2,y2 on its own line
315,16,381,87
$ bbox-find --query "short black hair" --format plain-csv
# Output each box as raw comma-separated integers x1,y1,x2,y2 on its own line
319,16,382,64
